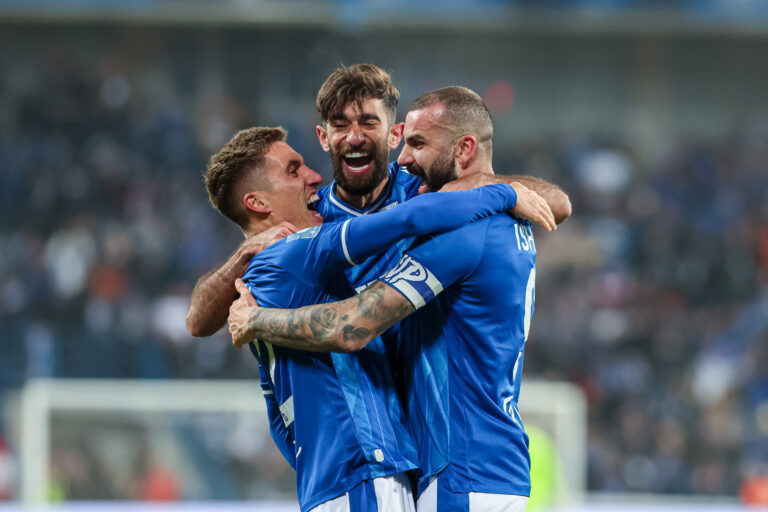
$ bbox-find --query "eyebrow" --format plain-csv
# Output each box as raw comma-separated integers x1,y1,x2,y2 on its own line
329,112,381,123
405,134,425,145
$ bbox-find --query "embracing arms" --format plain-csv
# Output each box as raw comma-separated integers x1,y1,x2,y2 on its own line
229,280,413,352
186,223,297,337
440,173,571,225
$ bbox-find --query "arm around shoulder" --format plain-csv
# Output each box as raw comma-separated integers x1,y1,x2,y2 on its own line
498,174,572,225
187,223,297,337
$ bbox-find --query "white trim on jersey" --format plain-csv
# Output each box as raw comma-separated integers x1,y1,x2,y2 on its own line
340,219,358,266
328,192,364,217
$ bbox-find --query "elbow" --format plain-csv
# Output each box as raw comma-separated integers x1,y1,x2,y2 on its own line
186,310,215,338
552,192,572,225
333,329,374,353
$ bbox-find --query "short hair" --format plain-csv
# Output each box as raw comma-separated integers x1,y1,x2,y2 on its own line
409,86,493,151
205,126,286,228
316,63,399,125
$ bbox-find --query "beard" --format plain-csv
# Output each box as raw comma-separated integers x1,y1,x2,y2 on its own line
329,140,390,196
409,152,458,193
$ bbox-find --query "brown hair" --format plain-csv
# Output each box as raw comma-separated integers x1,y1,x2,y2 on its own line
205,126,286,228
409,86,493,151
316,63,399,125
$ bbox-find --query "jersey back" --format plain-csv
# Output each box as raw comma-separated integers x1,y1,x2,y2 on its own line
379,214,537,497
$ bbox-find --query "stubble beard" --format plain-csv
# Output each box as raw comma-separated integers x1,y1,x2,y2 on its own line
412,152,458,193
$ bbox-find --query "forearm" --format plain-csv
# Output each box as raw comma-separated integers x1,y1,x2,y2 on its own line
498,174,572,224
245,282,415,353
187,259,246,337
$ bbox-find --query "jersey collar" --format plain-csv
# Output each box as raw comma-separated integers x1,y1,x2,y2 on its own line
327,164,397,217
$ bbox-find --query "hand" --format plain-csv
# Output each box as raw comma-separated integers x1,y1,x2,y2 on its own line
236,222,297,264
509,182,557,232
437,172,496,192
228,278,260,349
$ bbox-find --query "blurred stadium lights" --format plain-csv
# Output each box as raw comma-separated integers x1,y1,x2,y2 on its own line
2,0,768,34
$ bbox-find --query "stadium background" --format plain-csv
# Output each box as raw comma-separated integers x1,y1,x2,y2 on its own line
0,0,767,509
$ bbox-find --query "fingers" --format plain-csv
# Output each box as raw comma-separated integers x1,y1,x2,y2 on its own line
234,278,257,306
277,221,298,234
513,188,557,232
234,278,248,295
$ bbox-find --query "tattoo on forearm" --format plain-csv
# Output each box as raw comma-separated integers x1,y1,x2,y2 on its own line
309,306,337,340
341,325,371,345
244,282,416,352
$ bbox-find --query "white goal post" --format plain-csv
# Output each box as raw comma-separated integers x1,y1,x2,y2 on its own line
16,378,586,506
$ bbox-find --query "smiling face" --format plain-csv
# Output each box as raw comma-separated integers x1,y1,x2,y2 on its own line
261,141,324,230
317,98,402,198
397,104,459,193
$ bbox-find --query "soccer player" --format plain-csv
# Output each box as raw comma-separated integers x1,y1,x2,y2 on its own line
228,87,544,512
186,63,570,337
205,125,553,511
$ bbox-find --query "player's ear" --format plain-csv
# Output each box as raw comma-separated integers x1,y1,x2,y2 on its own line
316,125,331,153
244,192,271,215
454,135,477,168
388,122,404,149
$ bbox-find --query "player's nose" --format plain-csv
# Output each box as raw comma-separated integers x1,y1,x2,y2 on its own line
347,124,365,147
397,146,414,166
303,166,322,188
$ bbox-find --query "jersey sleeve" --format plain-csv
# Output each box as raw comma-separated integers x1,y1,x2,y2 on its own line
378,220,488,310
341,184,516,266
242,224,350,288
259,364,297,470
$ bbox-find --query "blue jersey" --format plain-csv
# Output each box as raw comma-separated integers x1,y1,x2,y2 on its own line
379,214,537,497
316,161,421,291
242,185,519,510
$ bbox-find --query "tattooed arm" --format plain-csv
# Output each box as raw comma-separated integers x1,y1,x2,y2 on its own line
228,279,414,352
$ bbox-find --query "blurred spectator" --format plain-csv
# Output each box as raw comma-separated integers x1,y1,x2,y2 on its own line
0,34,766,500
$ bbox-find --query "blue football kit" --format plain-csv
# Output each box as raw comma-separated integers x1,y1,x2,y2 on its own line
316,162,421,292
241,184,518,511
379,213,537,504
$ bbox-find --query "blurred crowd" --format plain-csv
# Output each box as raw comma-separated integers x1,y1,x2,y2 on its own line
1,43,767,501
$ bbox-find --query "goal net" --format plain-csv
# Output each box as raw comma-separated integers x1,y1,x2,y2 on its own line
13,379,586,508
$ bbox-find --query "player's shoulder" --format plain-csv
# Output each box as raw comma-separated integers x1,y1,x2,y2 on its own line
244,224,335,274
412,216,492,263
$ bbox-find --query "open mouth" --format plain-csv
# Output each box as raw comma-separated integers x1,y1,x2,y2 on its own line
307,193,319,211
343,152,374,174
307,193,323,221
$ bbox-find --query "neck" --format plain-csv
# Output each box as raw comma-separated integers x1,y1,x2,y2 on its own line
243,218,308,239
457,159,494,180
334,173,391,211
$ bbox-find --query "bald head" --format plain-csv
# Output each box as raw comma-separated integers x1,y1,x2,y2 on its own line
408,86,493,156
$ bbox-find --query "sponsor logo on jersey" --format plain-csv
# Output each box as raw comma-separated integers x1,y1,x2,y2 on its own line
380,255,443,309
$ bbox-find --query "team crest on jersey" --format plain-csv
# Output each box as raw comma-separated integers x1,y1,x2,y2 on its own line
380,255,443,309
286,225,321,243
